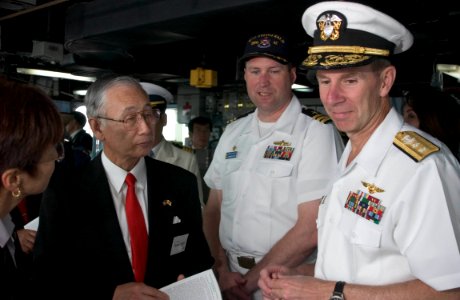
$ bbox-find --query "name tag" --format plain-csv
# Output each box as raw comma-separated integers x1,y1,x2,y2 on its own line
170,233,189,255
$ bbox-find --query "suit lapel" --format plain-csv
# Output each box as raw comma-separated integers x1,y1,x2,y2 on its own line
83,155,132,268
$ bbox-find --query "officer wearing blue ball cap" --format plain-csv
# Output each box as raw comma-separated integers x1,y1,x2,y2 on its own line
258,2,460,300
204,31,344,300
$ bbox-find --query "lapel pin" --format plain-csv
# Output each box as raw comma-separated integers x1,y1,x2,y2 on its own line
163,199,172,206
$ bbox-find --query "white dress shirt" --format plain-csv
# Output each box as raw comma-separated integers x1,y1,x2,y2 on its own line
101,151,149,262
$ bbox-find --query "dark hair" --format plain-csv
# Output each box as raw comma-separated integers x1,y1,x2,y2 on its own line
71,111,87,127
405,86,460,159
0,77,64,179
188,116,212,132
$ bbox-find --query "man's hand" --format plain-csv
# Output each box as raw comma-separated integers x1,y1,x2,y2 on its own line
113,282,170,300
16,229,36,253
219,270,251,300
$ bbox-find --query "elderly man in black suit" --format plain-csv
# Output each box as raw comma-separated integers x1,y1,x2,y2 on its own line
34,74,214,299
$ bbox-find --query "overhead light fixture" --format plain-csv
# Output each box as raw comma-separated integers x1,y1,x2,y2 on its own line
292,83,314,92
436,64,460,81
73,90,87,96
16,67,96,82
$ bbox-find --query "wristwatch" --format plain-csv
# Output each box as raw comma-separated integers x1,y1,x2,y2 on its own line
329,281,346,300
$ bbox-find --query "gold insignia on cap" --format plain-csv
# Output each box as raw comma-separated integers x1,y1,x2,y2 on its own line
323,54,370,67
317,13,342,41
149,101,164,107
273,140,291,146
163,199,172,206
361,181,385,194
393,131,440,162
309,46,390,57
303,54,322,67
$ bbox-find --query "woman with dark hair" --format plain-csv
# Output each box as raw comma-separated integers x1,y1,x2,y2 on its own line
403,86,460,161
0,77,64,299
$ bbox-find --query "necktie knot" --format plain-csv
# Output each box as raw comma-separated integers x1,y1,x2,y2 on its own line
125,173,136,187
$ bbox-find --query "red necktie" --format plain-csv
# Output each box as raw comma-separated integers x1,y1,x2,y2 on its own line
125,173,148,282
18,198,29,223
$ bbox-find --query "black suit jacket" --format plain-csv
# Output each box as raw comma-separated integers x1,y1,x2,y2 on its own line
34,154,213,299
71,129,93,154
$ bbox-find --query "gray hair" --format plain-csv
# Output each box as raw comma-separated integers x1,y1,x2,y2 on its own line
84,74,147,118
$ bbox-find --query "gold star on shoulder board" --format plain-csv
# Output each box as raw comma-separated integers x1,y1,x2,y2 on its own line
361,181,385,194
163,199,172,206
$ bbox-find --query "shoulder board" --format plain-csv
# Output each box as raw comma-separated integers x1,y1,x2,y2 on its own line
172,142,194,153
171,141,185,149
302,107,332,124
181,146,193,153
393,131,440,162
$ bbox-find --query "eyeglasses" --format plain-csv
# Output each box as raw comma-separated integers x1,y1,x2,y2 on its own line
97,108,161,130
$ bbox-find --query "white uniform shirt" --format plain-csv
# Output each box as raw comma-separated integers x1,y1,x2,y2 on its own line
315,108,460,291
153,138,203,206
205,96,343,257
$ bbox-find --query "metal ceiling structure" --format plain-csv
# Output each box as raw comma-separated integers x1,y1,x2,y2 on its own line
1,0,460,101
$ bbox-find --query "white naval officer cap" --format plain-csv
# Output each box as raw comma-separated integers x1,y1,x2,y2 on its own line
140,82,173,112
300,1,414,70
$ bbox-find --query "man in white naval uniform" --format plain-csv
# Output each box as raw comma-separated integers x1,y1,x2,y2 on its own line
140,82,204,207
258,2,460,300
203,33,344,299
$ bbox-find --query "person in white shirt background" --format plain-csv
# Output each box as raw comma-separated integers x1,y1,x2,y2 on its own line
140,82,204,207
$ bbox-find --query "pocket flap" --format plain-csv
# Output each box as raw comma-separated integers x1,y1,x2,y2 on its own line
255,161,293,178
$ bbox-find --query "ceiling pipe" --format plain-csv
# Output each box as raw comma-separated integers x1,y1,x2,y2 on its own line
0,0,69,22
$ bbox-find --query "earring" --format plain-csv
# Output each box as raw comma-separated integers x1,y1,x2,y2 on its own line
12,188,22,199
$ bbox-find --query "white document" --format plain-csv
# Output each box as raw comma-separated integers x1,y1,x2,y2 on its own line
24,217,39,231
160,269,222,300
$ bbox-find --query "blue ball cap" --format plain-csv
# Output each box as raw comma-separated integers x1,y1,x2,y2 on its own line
240,33,291,65
301,1,414,70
